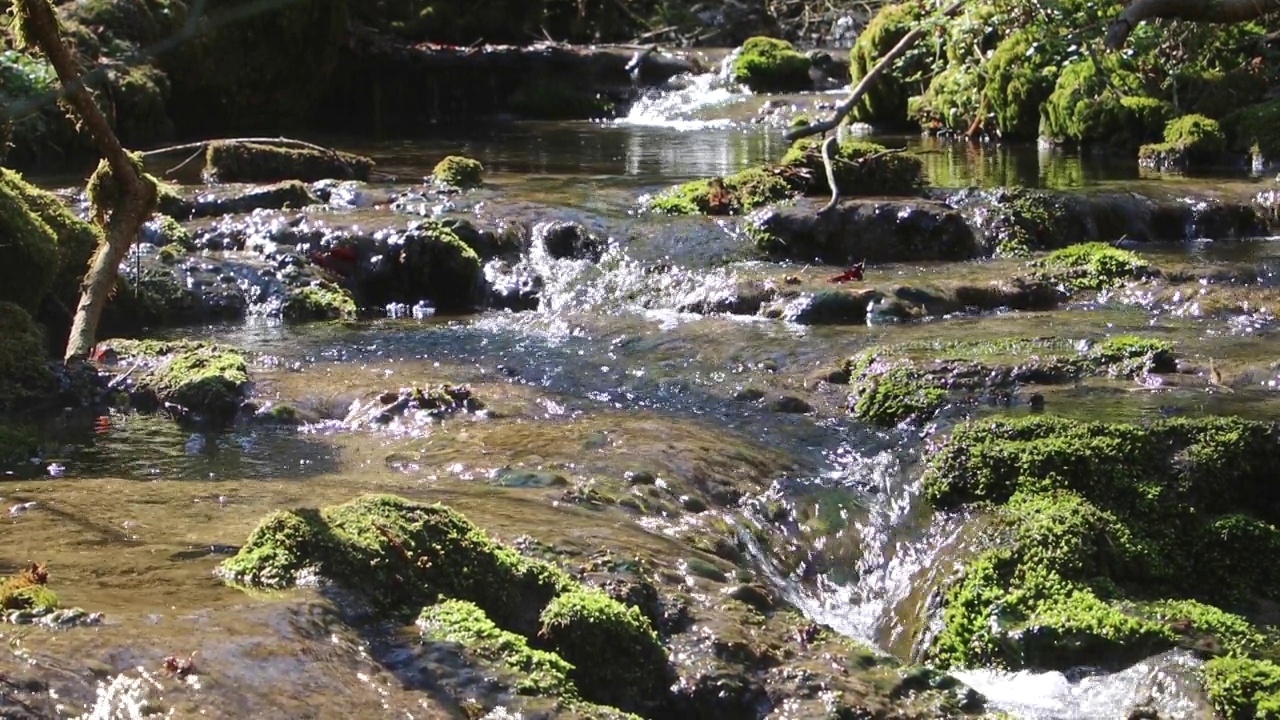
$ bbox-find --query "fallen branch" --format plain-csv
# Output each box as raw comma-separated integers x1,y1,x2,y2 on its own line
138,136,348,159
785,0,966,143
14,0,158,361
1105,0,1280,49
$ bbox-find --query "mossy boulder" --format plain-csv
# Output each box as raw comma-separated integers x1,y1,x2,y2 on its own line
1041,57,1168,145
924,415,1280,670
539,590,668,711
431,155,484,189
141,213,193,249
840,335,1176,426
100,339,250,422
847,2,927,126
1031,242,1150,291
645,167,792,216
1223,99,1280,164
982,30,1062,140
731,36,811,93
0,169,61,312
1138,114,1227,170
203,141,374,183
0,302,57,412
282,282,358,321
395,219,483,311
779,138,925,197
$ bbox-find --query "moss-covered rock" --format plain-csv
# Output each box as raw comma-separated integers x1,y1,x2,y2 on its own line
779,138,925,197
1223,99,1280,163
0,564,57,613
982,30,1062,140
397,219,482,311
282,282,358,321
142,213,192,249
1139,114,1227,170
0,302,57,412
840,335,1176,426
539,590,668,711
203,141,374,183
731,36,811,93
1041,57,1168,145
1203,656,1280,719
0,169,61,312
924,415,1280,670
847,2,927,126
431,155,484,189
100,339,249,422
645,167,792,216
1031,242,1149,291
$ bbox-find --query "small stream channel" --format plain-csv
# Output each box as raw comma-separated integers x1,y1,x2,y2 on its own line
4,58,1280,719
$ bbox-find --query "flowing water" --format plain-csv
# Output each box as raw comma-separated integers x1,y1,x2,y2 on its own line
6,59,1280,718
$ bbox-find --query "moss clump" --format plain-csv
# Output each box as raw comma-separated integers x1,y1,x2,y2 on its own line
846,362,947,427
731,36,811,93
282,283,358,321
982,30,1062,140
909,64,982,135
1085,335,1176,376
203,141,374,184
1139,114,1227,169
0,169,61,312
924,415,1280,670
847,2,927,125
539,590,668,710
144,213,192,249
0,564,58,613
1223,99,1280,162
1041,57,1168,145
222,495,574,630
645,167,792,216
0,168,101,314
431,155,484,189
0,302,57,412
401,219,482,311
1031,242,1148,291
104,339,249,421
419,599,577,698
1203,657,1280,719
780,138,925,197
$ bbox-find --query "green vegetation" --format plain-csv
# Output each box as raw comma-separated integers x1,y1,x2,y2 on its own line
1203,657,1280,719
924,415,1280,672
646,139,923,216
431,155,484,189
847,2,926,126
203,141,374,183
0,169,61,312
1139,114,1227,168
1031,242,1148,291
0,302,57,412
104,339,250,421
731,36,811,93
1223,99,1280,162
1041,58,1169,145
403,219,482,310
0,564,57,613
282,283,358,321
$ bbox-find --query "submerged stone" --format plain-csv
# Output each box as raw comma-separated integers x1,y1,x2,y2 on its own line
282,282,358,321
756,197,976,264
924,415,1280,672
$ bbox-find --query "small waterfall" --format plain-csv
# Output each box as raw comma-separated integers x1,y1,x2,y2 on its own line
616,51,746,130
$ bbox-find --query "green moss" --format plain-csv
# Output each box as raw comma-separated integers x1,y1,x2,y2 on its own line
1139,114,1227,168
0,169,60,311
846,362,946,427
203,141,374,183
1084,335,1176,376
910,64,982,135
105,61,174,147
780,138,924,197
847,2,927,125
0,565,58,613
1223,99,1280,161
539,590,667,711
0,302,57,412
431,155,484,189
85,152,159,228
156,243,184,264
731,36,811,93
1203,657,1280,719
403,219,482,310
645,167,792,216
1183,70,1269,121
222,494,574,630
1041,57,1168,145
1031,242,1148,291
145,214,193,249
982,30,1062,140
419,599,577,698
282,283,358,321
1140,599,1266,657
105,339,249,421
0,167,101,313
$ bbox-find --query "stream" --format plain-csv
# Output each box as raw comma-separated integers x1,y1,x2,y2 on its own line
4,59,1279,719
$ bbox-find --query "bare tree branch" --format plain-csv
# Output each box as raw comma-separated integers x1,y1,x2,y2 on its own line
785,0,966,143
1105,0,1280,49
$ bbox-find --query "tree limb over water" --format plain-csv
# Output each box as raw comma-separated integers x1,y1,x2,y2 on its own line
784,0,966,144
1105,0,1280,49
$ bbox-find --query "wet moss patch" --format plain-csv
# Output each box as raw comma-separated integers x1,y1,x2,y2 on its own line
1139,114,1228,171
99,339,250,423
0,168,61,312
840,335,1178,426
282,282,358,321
1031,242,1150,291
431,155,484,189
731,37,811,93
203,142,374,184
924,415,1280,672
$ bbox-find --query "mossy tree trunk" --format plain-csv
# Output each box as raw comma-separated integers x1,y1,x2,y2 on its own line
12,0,158,361
1106,0,1280,49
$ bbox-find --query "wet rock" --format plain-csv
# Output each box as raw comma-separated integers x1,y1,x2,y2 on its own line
725,584,775,613
533,220,606,262
95,339,251,425
1032,242,1152,291
624,470,657,486
733,387,766,402
342,385,483,431
431,156,484,189
767,395,812,414
203,141,374,183
756,197,978,264
0,303,58,413
192,181,321,218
